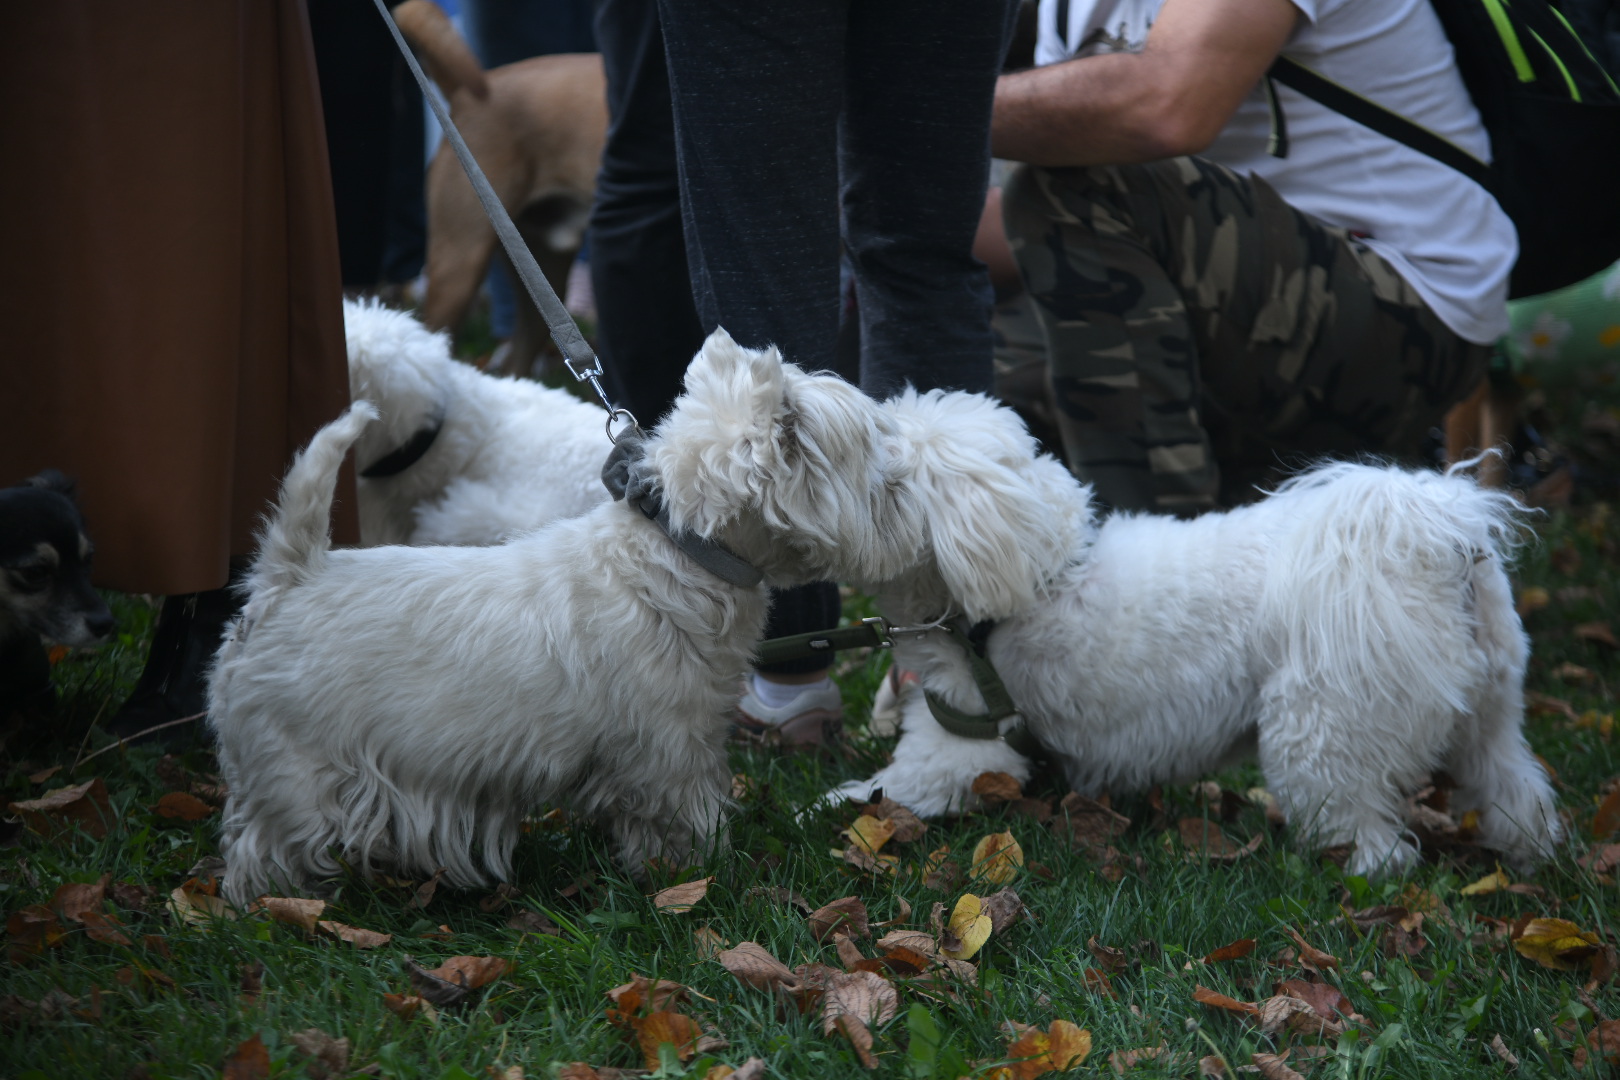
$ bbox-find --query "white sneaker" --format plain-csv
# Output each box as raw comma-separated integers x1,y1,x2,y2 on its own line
736,678,843,750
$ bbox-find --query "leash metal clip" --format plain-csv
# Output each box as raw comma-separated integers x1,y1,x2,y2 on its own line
566,353,641,442
860,616,893,649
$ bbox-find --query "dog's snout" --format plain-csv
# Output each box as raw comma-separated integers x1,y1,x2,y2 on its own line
84,609,116,640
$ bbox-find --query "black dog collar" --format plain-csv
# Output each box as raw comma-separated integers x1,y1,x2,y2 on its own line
360,414,445,479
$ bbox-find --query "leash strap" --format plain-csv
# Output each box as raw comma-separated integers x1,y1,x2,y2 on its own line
372,0,630,428
924,621,1043,760
753,618,894,667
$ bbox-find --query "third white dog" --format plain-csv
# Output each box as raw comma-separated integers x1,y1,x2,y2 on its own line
345,299,607,546
835,453,1562,878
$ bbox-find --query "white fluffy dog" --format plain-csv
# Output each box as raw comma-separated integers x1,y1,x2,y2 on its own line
835,451,1562,878
209,331,1077,903
345,299,607,546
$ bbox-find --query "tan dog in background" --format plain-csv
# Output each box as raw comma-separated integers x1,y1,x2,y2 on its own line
392,1,607,374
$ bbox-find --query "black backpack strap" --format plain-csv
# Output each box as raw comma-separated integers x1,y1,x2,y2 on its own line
1267,54,1493,190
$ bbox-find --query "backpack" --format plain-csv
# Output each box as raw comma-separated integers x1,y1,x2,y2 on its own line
1268,0,1620,299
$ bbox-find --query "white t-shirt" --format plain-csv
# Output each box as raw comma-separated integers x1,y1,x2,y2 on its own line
1035,0,1516,344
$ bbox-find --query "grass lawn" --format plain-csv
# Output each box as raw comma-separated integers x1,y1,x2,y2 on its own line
5,427,1620,1079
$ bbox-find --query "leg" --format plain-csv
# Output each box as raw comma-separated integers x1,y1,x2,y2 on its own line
586,0,705,425
841,0,1017,398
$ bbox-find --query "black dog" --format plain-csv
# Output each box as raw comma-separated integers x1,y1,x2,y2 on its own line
1,471,115,713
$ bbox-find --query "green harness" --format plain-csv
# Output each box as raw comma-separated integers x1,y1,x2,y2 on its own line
754,617,1043,762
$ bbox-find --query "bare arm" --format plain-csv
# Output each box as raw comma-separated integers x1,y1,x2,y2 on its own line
992,0,1300,166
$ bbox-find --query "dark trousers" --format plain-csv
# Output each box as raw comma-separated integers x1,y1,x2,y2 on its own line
654,0,1015,672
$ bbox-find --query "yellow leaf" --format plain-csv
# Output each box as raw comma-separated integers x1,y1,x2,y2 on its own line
970,831,1024,885
1513,917,1603,971
845,815,897,855
943,894,992,961
1047,1020,1093,1071
1459,867,1510,896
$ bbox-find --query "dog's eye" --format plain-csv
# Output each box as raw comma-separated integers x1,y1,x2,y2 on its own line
10,566,51,592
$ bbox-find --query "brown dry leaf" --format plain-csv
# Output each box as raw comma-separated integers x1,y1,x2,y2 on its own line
478,882,522,913
239,961,264,1003
836,1013,878,1069
407,955,508,1009
1109,1046,1189,1074
1051,793,1131,852
382,992,437,1023
653,877,714,913
838,844,902,876
1204,938,1257,964
79,910,132,947
221,1033,271,1080
745,885,812,912
1193,985,1259,1017
50,874,109,923
1279,978,1351,1022
717,942,802,994
1575,621,1619,649
264,896,327,932
633,1010,700,1069
317,920,392,948
1285,926,1341,972
557,1065,600,1080
973,771,1024,804
1578,843,1620,874
411,868,447,910
1588,1020,1620,1065
605,973,689,1017
980,887,1025,934
694,926,728,959
1589,943,1620,989
1460,867,1511,896
1084,968,1117,997
1512,917,1602,970
1250,1052,1306,1080
1088,937,1129,975
9,778,113,839
808,897,870,941
845,815,899,856
110,881,155,912
507,909,562,936
836,934,868,970
1257,995,1319,1037
821,969,898,1034
1487,1033,1518,1069
970,832,1024,885
862,797,929,843
7,905,66,963
152,791,215,821
289,1027,350,1080
27,765,62,785
1004,1020,1093,1079
1526,691,1580,723
1595,787,1620,840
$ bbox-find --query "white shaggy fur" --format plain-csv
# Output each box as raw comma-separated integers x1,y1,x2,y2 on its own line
835,447,1563,878
209,332,1078,903
345,299,607,546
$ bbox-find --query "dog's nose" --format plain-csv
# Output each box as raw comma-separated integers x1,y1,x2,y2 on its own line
84,610,116,640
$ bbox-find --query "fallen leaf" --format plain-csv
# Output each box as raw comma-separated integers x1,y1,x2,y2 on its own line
317,920,391,948
478,882,521,913
1279,978,1351,1022
835,1013,878,1069
808,897,870,941
1460,867,1511,896
973,772,1024,804
1192,985,1259,1017
110,882,155,911
1088,937,1129,975
289,1027,350,1080
653,877,714,913
717,942,802,995
27,765,62,785
1204,938,1257,964
837,844,902,875
1198,1055,1232,1078
1257,995,1320,1037
407,955,508,1008
1005,1019,1093,1079
1250,1052,1306,1080
1284,926,1340,972
411,868,447,910
1595,787,1620,840
381,992,436,1023
152,791,215,821
1588,1020,1620,1065
606,973,689,1016
7,905,65,963
9,778,113,839
1526,692,1580,723
980,887,1025,934
633,1010,700,1069
239,961,264,1003
79,910,132,946
694,926,728,959
1109,1046,1189,1073
862,797,928,843
1487,1033,1518,1069
1575,622,1619,649
50,874,110,922
845,815,898,855
1516,587,1551,616
1513,917,1602,970
264,896,326,932
507,909,562,935
1050,793,1131,852
1084,968,1116,997
970,832,1024,885
1555,662,1595,683
821,969,898,1034
942,894,992,961
221,1033,270,1080
745,886,812,912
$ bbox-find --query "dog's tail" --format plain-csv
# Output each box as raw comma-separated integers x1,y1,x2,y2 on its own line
1258,460,1529,713
391,0,489,99
250,402,379,593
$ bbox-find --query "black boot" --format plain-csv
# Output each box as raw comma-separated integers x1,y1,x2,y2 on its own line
104,569,244,747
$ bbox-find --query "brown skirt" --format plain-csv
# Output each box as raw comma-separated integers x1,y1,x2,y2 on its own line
0,0,358,595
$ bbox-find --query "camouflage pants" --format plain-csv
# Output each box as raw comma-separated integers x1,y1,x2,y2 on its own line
1001,157,1489,511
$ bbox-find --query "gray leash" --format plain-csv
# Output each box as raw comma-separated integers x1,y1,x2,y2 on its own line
371,0,636,442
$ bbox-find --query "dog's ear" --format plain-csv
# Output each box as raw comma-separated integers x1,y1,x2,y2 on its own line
25,470,77,500
904,394,1091,622
650,329,790,535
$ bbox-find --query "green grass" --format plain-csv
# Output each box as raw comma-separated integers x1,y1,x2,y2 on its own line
3,500,1618,1080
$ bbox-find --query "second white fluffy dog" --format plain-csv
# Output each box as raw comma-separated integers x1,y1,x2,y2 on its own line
836,455,1562,878
210,331,1079,903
